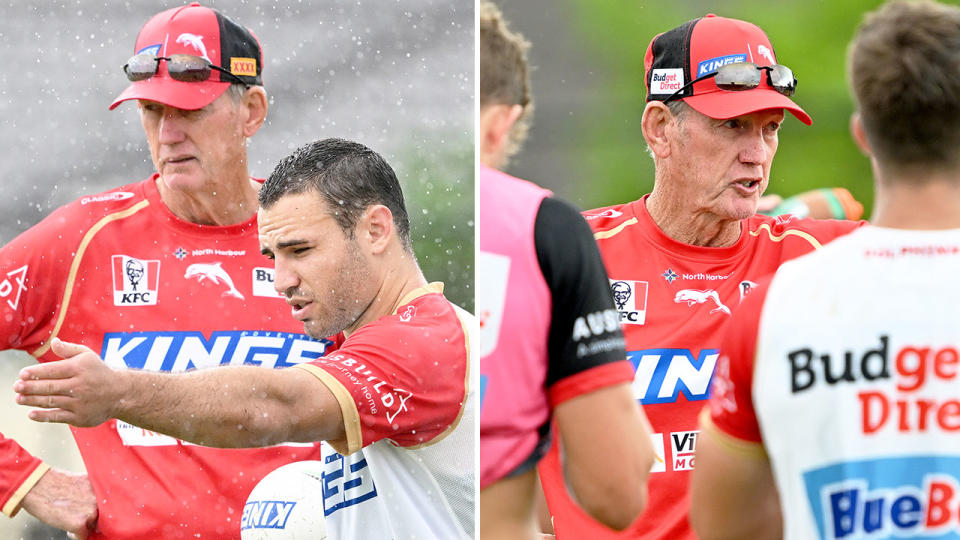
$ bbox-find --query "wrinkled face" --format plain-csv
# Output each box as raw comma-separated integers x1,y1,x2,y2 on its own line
670,108,783,221
258,191,374,339
139,91,246,192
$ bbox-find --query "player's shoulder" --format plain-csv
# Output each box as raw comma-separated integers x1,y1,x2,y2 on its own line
54,179,150,225
581,201,636,234
480,165,551,199
21,179,150,245
745,213,864,248
355,284,467,342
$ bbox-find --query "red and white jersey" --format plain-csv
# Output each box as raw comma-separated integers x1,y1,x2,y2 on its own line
707,226,960,539
294,283,475,539
539,195,860,539
0,176,333,539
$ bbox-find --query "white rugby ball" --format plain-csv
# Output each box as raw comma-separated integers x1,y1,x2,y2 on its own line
241,460,328,539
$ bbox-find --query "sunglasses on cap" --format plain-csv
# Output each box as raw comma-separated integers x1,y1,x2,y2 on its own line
123,53,250,89
662,62,796,103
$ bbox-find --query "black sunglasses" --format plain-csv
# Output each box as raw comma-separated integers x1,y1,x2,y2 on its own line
123,53,250,89
662,62,796,103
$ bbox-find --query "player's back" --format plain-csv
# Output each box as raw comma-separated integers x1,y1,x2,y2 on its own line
752,226,960,539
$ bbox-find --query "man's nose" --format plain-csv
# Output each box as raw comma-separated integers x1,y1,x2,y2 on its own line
157,107,187,145
739,130,769,165
272,258,300,295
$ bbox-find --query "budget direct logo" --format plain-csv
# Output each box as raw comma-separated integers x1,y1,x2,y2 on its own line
650,68,684,94
787,335,960,434
804,456,960,539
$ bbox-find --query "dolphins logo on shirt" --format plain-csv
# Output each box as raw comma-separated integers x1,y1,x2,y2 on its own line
176,33,210,61
674,289,730,316
185,262,244,299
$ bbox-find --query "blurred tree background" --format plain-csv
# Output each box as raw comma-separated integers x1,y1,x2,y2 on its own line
497,0,896,217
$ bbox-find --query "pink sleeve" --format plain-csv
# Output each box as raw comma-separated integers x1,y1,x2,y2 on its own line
708,277,773,443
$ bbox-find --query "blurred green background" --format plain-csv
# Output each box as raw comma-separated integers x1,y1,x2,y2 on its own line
497,0,903,218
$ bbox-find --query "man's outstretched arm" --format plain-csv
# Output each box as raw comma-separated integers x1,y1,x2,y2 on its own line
14,338,345,448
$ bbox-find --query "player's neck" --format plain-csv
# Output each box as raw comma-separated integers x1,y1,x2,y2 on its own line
646,189,741,248
157,175,260,226
343,249,428,338
871,171,960,230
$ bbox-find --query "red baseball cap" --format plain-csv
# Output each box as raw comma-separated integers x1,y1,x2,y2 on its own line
110,3,263,111
644,14,811,125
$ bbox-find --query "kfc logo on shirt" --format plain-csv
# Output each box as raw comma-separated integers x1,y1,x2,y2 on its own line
112,255,160,306
610,279,648,325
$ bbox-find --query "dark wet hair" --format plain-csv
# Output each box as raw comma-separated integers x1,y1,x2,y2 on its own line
259,138,412,251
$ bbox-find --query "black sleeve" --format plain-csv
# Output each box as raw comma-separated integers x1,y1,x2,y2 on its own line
534,197,627,388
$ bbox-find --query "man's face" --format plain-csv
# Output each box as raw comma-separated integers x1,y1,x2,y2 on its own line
139,91,247,192
258,191,375,339
668,107,784,221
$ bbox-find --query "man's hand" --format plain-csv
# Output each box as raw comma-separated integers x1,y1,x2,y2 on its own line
14,338,120,427
21,467,98,539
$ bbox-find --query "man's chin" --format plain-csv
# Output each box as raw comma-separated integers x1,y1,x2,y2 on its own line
159,170,203,191
724,198,760,221
303,320,342,341
302,322,324,340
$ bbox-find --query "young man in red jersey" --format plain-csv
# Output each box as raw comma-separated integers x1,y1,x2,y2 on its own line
16,138,476,539
537,14,863,540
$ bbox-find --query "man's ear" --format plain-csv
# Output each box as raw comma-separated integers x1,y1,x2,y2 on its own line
641,101,675,158
850,112,872,157
359,205,394,254
242,86,269,138
479,104,524,167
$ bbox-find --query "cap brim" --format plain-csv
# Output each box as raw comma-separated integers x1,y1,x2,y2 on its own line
683,87,812,126
109,77,230,111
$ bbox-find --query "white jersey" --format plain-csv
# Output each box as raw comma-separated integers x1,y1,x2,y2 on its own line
321,397,476,539
710,226,960,539
295,286,475,539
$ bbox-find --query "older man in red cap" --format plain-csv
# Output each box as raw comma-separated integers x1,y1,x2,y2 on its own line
0,4,333,539
537,14,863,539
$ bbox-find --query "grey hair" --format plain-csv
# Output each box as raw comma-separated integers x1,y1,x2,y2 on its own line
225,83,263,103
